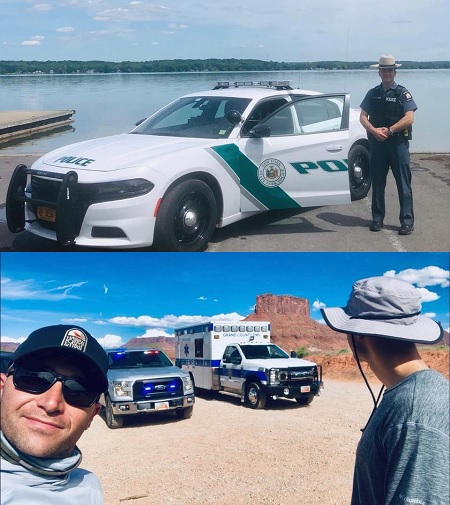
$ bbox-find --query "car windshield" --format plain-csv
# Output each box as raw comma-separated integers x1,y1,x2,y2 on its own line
132,96,251,139
239,344,289,359
108,350,173,369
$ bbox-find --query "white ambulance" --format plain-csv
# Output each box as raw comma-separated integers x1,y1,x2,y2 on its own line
6,81,370,251
175,320,323,409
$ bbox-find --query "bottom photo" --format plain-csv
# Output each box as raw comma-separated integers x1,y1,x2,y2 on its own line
1,252,449,505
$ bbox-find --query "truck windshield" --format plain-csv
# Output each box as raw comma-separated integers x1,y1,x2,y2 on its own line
240,344,289,359
108,350,173,369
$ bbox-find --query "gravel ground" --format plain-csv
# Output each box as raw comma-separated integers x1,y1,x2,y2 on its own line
77,379,379,505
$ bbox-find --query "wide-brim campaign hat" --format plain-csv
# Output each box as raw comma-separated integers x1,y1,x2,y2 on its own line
321,276,443,344
370,55,402,68
11,325,109,392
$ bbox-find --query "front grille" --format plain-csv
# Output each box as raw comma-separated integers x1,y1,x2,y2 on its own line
289,367,316,382
133,377,183,401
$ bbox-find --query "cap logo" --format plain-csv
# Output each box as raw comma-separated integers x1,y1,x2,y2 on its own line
61,328,88,353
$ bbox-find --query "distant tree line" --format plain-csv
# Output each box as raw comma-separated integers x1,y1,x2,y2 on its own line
1,59,449,75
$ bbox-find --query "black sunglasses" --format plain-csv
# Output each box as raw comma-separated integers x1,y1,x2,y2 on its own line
9,362,100,408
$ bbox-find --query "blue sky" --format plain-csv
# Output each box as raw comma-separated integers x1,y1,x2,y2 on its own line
2,0,449,62
1,252,449,348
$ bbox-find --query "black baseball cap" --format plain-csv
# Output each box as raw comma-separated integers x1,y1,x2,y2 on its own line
11,325,108,392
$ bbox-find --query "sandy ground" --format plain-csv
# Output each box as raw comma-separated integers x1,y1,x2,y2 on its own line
79,379,375,505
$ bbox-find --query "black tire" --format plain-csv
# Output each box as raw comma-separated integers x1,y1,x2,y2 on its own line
348,144,371,201
245,381,267,409
175,406,194,419
296,395,314,406
153,179,217,252
105,396,124,429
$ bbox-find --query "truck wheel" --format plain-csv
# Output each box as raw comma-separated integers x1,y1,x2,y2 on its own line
246,381,267,409
153,179,217,252
348,145,371,201
296,395,314,406
105,396,124,429
175,406,194,419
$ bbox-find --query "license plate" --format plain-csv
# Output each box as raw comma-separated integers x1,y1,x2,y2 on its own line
301,386,311,393
37,206,56,223
155,401,170,411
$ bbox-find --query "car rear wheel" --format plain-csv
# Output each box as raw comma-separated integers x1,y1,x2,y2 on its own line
348,145,371,201
154,179,217,252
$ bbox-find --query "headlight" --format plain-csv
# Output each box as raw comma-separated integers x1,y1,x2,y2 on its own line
112,381,132,397
269,369,288,385
83,179,154,202
182,375,194,392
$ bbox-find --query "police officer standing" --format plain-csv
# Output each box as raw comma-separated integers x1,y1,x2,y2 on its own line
360,55,417,235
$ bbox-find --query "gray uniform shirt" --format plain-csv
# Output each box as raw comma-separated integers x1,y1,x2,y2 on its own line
351,369,449,505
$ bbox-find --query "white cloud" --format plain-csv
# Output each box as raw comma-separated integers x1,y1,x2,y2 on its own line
423,312,436,318
61,318,88,324
197,296,207,301
32,4,52,11
0,336,26,345
56,27,75,33
137,328,174,339
108,311,247,329
0,276,87,301
96,334,124,348
416,287,440,303
22,40,41,46
312,299,326,311
384,266,449,288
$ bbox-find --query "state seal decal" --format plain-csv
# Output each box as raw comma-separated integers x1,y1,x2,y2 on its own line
258,158,286,188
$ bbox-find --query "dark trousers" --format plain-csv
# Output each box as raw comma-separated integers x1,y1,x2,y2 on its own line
369,136,414,226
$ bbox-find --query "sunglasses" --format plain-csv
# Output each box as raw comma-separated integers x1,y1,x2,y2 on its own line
9,363,100,408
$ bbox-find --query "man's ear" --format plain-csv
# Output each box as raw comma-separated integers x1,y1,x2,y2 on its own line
0,373,7,395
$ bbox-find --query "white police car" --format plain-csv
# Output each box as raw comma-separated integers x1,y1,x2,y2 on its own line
7,81,370,251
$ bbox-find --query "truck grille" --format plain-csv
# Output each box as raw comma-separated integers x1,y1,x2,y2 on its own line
288,367,317,383
133,377,184,401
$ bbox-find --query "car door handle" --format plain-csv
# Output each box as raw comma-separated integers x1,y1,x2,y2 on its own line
326,145,343,152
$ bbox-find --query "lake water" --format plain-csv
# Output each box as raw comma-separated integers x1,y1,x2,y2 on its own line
1,69,449,154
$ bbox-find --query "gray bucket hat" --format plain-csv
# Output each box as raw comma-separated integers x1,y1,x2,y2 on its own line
321,276,443,344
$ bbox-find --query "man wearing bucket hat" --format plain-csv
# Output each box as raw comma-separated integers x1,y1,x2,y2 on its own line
321,276,449,505
360,55,417,236
0,325,109,504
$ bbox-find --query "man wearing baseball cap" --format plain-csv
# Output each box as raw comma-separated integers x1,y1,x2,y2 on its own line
1,325,109,504
360,55,417,236
321,276,449,505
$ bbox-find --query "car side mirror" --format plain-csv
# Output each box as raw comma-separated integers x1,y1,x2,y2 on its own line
222,354,231,363
249,124,271,138
290,351,297,358
231,356,242,365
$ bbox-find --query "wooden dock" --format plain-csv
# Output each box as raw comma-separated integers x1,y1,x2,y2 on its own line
0,110,75,143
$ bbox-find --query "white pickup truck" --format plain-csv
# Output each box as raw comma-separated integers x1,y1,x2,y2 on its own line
101,348,195,428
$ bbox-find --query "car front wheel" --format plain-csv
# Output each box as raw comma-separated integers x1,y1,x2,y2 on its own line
154,179,217,252
348,145,371,201
105,396,123,429
245,381,267,409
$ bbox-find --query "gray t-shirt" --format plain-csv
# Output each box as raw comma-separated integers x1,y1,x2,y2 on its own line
351,369,449,505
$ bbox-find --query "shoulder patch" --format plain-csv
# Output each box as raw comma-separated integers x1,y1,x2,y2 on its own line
403,90,413,101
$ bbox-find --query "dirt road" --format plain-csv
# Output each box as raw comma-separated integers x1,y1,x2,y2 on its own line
77,379,378,505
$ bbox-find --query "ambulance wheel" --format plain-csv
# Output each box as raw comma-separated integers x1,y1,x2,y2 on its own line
246,381,267,409
154,179,217,252
348,144,371,201
296,395,314,406
175,406,194,419
105,396,123,429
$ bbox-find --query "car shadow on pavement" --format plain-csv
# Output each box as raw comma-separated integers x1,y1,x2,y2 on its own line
97,407,188,429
